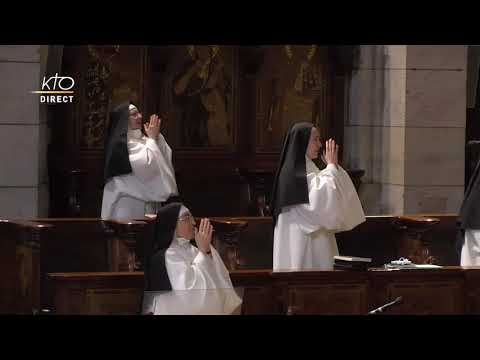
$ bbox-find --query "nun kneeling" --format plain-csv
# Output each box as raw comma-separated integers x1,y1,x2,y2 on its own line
143,203,242,315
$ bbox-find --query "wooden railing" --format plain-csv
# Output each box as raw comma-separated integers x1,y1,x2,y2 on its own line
47,267,480,315
0,213,461,314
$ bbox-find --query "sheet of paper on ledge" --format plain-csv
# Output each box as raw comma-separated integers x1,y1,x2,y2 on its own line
413,264,443,269
384,264,443,270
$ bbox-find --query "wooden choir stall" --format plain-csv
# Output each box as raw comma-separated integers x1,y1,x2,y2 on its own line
2,213,480,315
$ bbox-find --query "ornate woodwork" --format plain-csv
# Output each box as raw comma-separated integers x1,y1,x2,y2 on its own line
50,45,353,218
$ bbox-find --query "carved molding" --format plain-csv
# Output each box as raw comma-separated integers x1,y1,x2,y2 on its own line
81,46,120,150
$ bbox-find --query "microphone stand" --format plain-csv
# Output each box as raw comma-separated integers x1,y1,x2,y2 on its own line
368,296,403,315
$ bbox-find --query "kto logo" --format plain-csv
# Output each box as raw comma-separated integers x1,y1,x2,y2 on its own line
31,73,75,104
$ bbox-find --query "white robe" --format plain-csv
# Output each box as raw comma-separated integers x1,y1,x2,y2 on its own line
461,229,480,266
101,131,179,220
273,159,366,271
149,237,242,315
165,237,233,290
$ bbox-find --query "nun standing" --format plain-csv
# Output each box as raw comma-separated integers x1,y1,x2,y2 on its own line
101,102,179,220
270,122,366,271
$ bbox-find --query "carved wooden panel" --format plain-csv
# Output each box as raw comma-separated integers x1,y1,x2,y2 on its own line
80,46,145,152
0,221,47,314
241,286,275,315
15,241,40,314
465,270,480,314
48,272,273,315
56,288,85,315
230,269,274,314
254,46,333,152
86,288,142,315
50,46,350,217
33,218,146,308
383,281,464,315
149,45,238,150
53,287,142,315
48,272,144,315
44,268,480,315
288,283,368,315
82,46,118,150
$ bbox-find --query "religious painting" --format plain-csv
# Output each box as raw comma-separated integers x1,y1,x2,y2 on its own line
255,45,333,152
80,45,144,151
154,45,237,150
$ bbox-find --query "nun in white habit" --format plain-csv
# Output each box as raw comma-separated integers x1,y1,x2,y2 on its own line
457,155,480,266
143,202,242,315
101,101,179,220
270,122,366,271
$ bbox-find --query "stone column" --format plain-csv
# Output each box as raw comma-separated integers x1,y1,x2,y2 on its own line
344,45,466,215
0,45,49,218
403,45,466,214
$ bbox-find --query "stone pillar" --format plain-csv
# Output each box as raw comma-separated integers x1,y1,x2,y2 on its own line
0,45,49,218
403,46,466,214
344,45,466,215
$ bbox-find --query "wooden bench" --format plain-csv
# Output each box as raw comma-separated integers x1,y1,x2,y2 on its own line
47,267,480,315
0,218,147,312
1,213,460,314
0,220,52,314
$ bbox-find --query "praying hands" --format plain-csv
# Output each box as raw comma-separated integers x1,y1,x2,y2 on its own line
144,114,161,139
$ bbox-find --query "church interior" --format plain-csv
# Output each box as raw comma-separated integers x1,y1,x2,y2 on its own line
1,45,480,315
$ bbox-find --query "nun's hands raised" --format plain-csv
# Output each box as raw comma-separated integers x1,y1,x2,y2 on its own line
144,114,161,139
195,218,213,254
323,139,339,166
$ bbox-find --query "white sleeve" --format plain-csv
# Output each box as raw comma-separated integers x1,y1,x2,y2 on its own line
209,247,234,289
165,247,224,290
128,138,164,181
294,164,366,234
128,136,178,198
155,134,173,162
334,165,366,232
